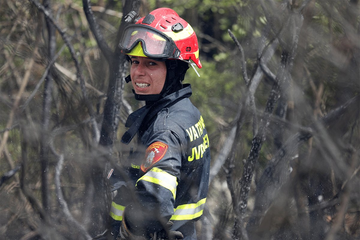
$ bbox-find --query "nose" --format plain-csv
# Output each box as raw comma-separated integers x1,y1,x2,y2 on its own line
133,62,145,75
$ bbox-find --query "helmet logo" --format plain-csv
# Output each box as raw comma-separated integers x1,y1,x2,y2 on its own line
171,23,184,32
186,47,191,52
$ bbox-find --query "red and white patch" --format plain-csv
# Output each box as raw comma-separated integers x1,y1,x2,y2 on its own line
141,142,168,172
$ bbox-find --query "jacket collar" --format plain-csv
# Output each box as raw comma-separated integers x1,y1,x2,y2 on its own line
121,84,192,144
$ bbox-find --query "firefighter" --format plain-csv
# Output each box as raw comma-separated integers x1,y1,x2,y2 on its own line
109,7,211,240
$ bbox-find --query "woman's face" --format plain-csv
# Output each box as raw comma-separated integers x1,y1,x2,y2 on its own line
130,56,167,95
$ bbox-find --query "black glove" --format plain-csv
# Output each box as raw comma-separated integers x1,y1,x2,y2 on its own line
118,217,147,240
150,221,184,240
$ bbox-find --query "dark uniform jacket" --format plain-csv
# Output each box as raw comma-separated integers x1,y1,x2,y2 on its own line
109,84,211,239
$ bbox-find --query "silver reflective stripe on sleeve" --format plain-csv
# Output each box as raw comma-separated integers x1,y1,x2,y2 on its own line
170,198,206,221
110,201,125,221
137,167,178,199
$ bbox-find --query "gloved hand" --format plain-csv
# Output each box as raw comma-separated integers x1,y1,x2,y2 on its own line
118,219,147,240
118,220,129,240
150,221,184,240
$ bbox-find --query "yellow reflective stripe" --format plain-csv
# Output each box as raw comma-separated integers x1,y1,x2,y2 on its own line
164,25,194,41
137,167,178,199
170,198,206,221
110,202,125,221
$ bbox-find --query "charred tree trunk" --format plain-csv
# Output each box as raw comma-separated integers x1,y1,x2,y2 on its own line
82,0,141,235
40,0,56,213
236,5,304,239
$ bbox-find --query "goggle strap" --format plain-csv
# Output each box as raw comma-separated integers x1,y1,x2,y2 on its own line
124,11,139,23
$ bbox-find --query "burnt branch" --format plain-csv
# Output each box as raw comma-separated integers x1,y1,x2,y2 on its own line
226,152,249,240
237,73,281,216
325,148,357,240
209,125,237,183
228,29,249,85
40,0,56,212
29,0,99,143
99,0,141,147
0,165,21,188
235,7,304,239
259,57,277,84
82,0,113,62
247,130,313,227
0,19,41,179
20,44,66,112
50,133,92,240
247,95,359,234
250,37,278,135
20,129,66,240
321,96,359,126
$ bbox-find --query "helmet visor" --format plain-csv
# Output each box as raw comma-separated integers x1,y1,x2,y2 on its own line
120,25,180,59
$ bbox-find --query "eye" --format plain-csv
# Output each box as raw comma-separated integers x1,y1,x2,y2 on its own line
131,59,139,65
148,61,157,66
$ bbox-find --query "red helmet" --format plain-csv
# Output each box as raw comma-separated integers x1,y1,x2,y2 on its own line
119,8,202,68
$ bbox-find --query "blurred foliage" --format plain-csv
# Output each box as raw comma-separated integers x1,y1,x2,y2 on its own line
0,0,360,239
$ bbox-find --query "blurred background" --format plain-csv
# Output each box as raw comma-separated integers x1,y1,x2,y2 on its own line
0,0,359,239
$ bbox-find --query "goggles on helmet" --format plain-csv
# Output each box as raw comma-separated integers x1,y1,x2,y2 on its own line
119,24,181,59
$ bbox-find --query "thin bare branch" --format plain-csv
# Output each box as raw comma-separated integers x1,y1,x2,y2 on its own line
209,125,237,183
51,142,92,240
226,152,249,240
29,0,100,143
20,132,66,240
0,32,38,162
228,29,249,85
259,57,277,83
20,44,67,112
99,0,141,147
236,6,304,239
247,95,359,233
325,148,356,240
54,62,104,97
82,0,113,63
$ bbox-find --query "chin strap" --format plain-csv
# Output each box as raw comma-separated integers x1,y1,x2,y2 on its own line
190,61,201,77
125,75,131,83
133,90,162,102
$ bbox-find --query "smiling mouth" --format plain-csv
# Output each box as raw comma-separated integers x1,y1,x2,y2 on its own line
136,83,150,88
